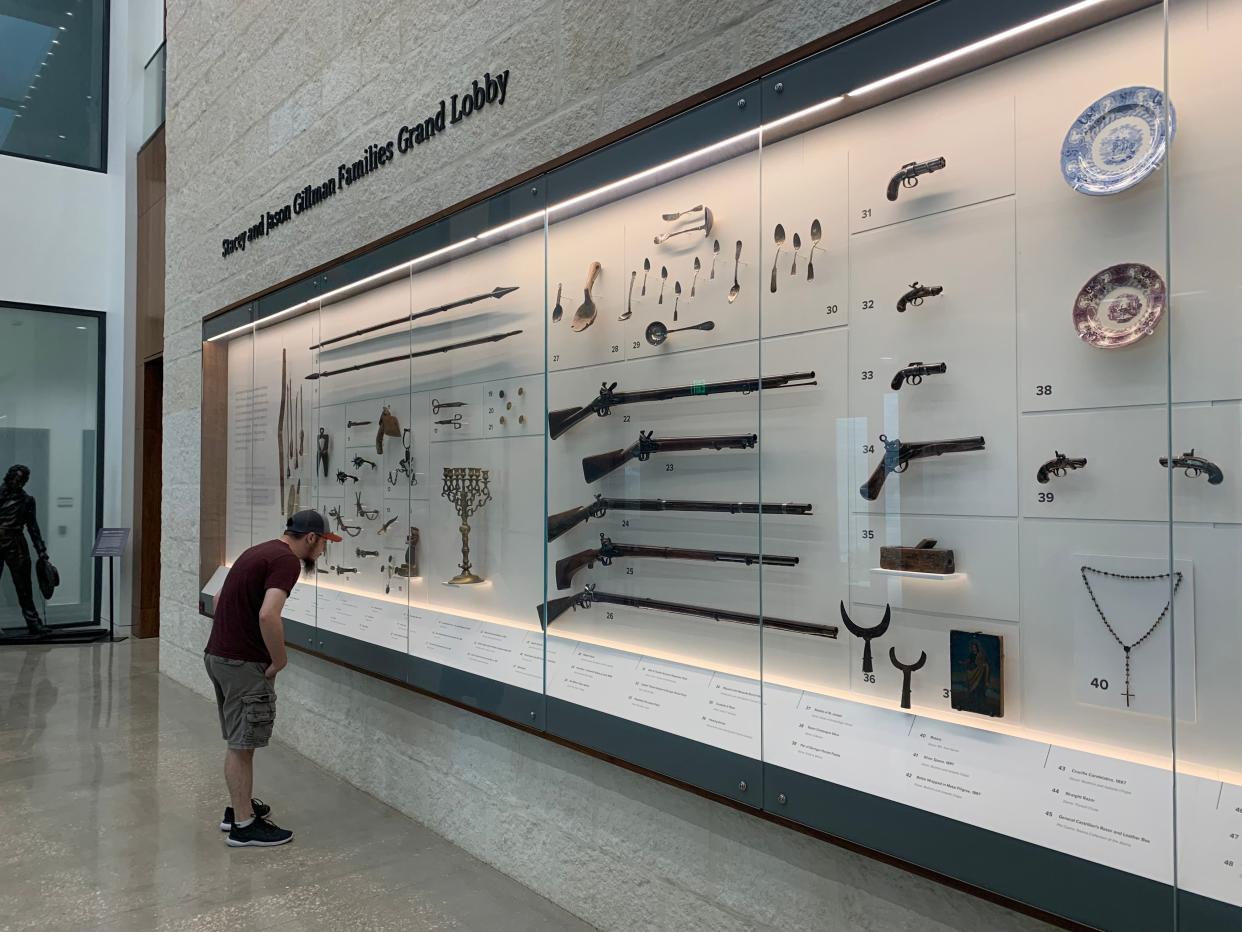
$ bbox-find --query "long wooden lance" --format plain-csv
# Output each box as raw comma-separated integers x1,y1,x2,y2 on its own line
309,286,519,351
304,330,524,380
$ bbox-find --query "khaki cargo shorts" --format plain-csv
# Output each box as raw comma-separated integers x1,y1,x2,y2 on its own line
204,654,277,750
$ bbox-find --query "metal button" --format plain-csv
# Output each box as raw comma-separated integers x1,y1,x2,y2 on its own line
737,98,747,110
738,780,749,792
777,793,787,805
774,82,784,94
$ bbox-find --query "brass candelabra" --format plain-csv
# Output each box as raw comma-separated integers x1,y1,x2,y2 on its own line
441,467,492,585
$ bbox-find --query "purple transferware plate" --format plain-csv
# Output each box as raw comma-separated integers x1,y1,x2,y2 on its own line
1072,263,1166,349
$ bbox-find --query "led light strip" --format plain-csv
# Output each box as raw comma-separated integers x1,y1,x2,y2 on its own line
210,0,1105,343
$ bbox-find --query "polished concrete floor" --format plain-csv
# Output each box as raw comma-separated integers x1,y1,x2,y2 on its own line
0,635,595,931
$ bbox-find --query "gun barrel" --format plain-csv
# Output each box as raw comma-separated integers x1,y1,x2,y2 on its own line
554,588,837,638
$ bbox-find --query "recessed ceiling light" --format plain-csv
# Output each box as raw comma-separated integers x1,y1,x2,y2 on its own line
59,25,66,30
75,325,86,330
58,134,66,139
66,11,73,15
19,105,25,109
52,39,59,44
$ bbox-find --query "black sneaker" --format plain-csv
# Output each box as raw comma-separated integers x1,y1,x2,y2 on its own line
226,815,293,848
220,797,271,831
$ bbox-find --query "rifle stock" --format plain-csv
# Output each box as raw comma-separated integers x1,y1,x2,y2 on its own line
536,593,583,629
555,549,600,590
546,504,591,541
582,445,634,483
548,404,592,439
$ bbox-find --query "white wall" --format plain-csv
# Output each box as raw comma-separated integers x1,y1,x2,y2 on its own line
0,0,164,626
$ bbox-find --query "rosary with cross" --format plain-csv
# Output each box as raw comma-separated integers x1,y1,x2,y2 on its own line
1080,566,1182,708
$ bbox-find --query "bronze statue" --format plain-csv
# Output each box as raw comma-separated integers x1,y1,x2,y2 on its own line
0,465,50,635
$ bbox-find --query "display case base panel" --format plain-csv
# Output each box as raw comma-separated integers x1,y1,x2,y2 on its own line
408,656,544,729
764,764,1174,932
546,697,761,807
1177,889,1242,932
311,626,409,684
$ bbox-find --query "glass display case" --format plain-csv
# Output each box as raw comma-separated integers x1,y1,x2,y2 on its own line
0,302,102,632
200,0,1242,925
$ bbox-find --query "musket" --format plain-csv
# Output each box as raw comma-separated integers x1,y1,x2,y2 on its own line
582,431,757,483
546,493,813,542
1036,451,1087,484
861,433,986,501
537,584,837,639
890,361,947,390
896,282,943,312
549,371,816,439
1160,449,1224,485
308,286,519,350
554,533,798,590
886,156,947,201
305,330,523,380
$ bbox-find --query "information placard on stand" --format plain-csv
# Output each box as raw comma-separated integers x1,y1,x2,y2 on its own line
92,528,131,643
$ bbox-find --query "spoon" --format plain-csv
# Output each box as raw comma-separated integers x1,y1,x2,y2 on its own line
645,320,715,346
658,265,668,304
653,208,714,244
728,240,742,304
790,232,801,276
691,257,701,298
807,219,821,282
570,261,602,332
770,224,785,294
710,239,720,279
641,258,650,296
661,204,704,222
620,270,636,321
673,281,682,321
551,282,563,323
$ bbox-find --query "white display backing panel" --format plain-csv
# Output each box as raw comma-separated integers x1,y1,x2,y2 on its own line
848,93,1014,233
848,199,1017,518
849,514,1019,622
548,149,762,373
1019,403,1242,524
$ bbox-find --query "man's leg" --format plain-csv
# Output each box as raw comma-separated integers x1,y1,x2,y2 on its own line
224,748,256,823
0,538,43,631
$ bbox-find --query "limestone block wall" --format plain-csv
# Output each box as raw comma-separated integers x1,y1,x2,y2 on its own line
160,0,1049,927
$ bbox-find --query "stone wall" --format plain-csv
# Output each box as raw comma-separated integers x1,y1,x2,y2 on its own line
160,0,1049,928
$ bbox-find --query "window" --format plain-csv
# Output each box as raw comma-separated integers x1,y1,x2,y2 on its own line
0,0,108,171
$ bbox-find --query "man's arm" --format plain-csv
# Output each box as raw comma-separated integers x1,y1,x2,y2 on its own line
258,588,289,678
24,496,47,557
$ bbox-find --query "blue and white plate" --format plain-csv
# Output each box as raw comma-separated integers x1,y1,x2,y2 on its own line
1061,86,1175,196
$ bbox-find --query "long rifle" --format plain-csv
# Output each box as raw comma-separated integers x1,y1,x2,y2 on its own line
277,349,287,508
549,371,816,439
555,534,797,589
538,584,837,639
546,494,813,541
582,431,757,483
304,330,523,380
309,286,519,350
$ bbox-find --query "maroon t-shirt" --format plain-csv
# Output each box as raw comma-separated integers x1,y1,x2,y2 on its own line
205,539,301,663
